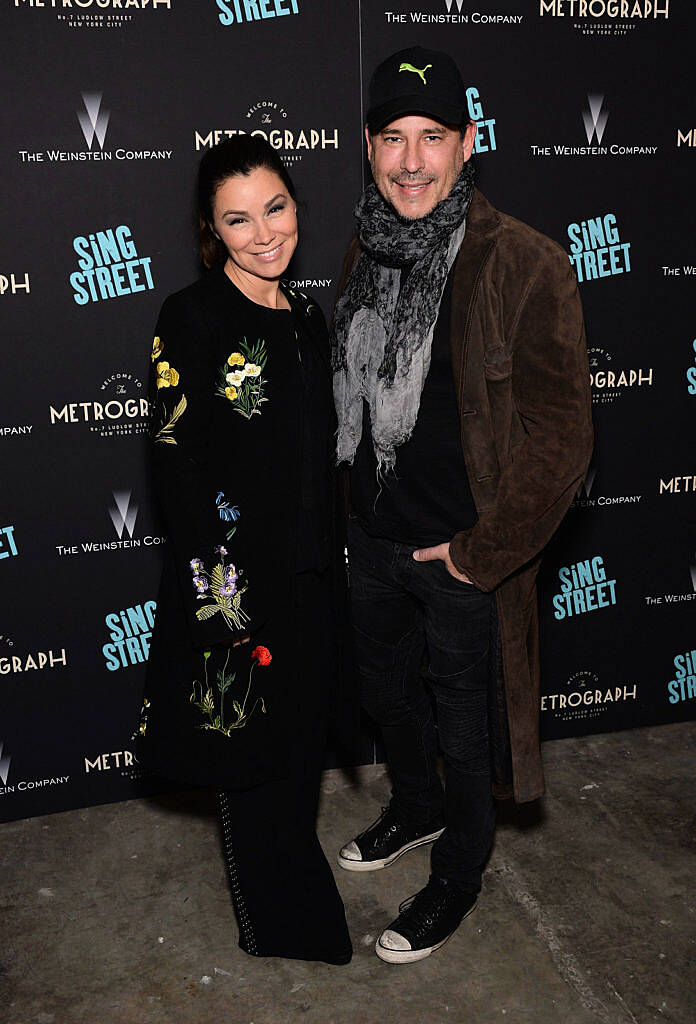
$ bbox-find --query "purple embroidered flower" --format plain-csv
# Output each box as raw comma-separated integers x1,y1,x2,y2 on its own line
214,545,228,555
192,575,209,593
219,581,237,597
224,564,238,584
190,557,204,573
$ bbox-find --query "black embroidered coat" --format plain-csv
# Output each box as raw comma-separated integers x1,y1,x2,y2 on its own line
137,268,344,790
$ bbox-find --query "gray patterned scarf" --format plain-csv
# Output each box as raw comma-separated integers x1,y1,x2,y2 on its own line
332,164,475,473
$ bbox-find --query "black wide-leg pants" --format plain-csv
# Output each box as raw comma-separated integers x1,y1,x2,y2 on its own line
217,570,351,962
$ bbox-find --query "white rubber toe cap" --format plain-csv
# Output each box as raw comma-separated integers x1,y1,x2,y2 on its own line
379,929,412,952
339,841,362,862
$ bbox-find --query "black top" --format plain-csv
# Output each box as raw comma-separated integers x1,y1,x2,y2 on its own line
350,266,477,546
295,314,332,572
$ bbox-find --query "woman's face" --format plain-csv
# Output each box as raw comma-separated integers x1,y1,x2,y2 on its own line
211,167,298,282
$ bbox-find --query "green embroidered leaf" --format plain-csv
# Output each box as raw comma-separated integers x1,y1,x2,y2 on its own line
218,671,235,695
221,608,246,630
217,338,268,417
196,604,220,621
167,394,187,426
154,394,188,444
210,563,224,592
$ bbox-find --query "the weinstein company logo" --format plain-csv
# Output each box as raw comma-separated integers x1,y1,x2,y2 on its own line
386,2,523,24
109,491,138,540
644,547,696,608
572,464,597,506
55,490,165,556
0,742,11,787
78,93,110,151
531,94,657,158
18,92,172,165
583,94,608,145
572,462,642,509
578,464,597,498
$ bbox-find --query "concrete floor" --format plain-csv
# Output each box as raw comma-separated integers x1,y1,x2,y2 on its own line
1,722,694,1024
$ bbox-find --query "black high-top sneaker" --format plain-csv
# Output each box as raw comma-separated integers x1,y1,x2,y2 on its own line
337,805,444,872
375,875,477,964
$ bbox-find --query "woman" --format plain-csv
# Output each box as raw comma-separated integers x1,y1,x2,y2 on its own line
137,137,352,965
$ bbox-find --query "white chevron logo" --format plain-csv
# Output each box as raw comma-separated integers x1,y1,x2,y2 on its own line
109,490,138,540
77,92,110,150
577,465,598,499
582,94,608,145
0,742,11,786
445,0,466,11
690,554,696,593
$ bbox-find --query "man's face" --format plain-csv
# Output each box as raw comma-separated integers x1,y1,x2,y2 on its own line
366,115,477,220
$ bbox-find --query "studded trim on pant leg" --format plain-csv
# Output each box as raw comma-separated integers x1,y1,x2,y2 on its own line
217,790,259,956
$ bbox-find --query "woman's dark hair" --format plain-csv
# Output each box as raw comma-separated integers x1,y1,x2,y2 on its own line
197,135,297,269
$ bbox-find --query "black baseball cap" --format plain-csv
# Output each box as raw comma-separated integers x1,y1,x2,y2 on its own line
366,46,468,134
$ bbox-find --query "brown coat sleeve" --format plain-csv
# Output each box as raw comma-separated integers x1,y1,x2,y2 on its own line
450,252,593,592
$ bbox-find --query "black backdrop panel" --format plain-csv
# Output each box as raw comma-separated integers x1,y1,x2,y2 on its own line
1,1,693,822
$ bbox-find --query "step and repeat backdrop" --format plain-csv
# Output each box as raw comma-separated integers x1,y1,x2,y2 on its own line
1,1,693,822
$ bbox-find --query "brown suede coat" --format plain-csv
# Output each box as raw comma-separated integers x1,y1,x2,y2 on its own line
337,189,593,803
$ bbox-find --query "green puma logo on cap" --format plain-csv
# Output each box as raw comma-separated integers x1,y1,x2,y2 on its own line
399,62,432,85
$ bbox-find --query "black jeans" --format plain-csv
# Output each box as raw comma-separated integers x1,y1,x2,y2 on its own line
348,517,496,895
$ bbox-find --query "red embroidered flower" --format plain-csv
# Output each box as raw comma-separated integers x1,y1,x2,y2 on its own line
252,645,272,667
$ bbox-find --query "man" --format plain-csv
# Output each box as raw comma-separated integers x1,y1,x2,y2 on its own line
331,46,593,965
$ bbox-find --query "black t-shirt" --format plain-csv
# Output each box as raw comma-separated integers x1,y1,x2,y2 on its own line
295,314,332,573
350,266,478,546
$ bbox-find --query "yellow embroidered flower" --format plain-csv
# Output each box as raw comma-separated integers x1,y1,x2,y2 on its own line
225,386,238,401
226,370,245,387
156,361,179,389
244,363,262,378
227,352,245,367
151,336,163,361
